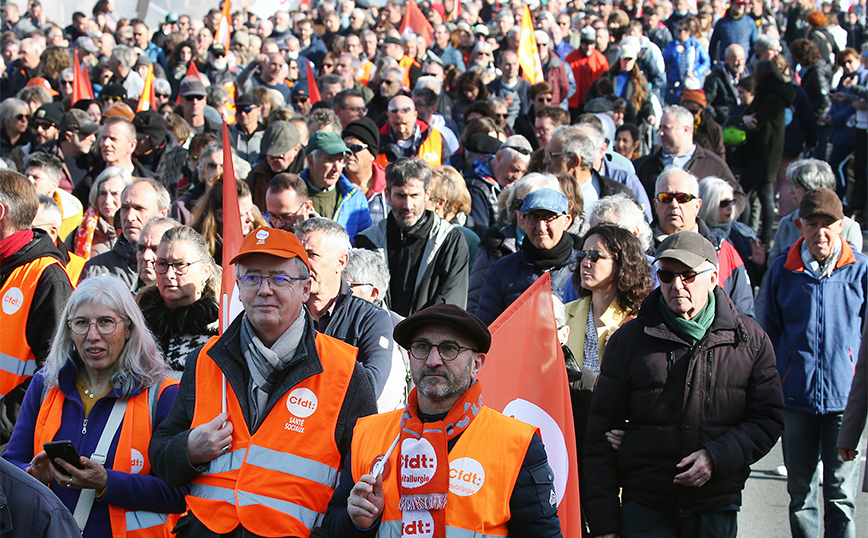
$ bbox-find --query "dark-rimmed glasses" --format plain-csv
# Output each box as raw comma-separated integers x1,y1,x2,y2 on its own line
155,259,203,275
578,249,610,263
657,267,713,284
237,274,306,289
69,316,129,335
409,340,475,361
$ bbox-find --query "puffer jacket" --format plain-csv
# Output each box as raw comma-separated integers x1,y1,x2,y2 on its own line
583,287,785,536
763,236,868,414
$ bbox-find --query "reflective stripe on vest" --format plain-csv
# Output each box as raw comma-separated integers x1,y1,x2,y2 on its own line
33,377,179,538
351,406,536,538
187,331,358,537
377,520,507,538
0,256,67,397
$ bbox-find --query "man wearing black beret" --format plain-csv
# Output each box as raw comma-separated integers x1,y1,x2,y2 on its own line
132,109,188,197
322,303,563,538
342,117,389,225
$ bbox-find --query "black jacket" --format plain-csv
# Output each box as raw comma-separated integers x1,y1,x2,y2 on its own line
135,134,189,198
703,65,740,125
583,287,784,535
740,78,795,187
800,60,834,125
317,280,395,397
149,312,377,536
81,234,138,288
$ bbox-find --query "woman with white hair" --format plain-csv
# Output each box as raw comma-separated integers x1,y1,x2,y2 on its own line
73,166,133,259
3,275,187,538
0,98,31,157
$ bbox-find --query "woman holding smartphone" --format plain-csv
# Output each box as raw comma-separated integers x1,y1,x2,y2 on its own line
3,275,187,537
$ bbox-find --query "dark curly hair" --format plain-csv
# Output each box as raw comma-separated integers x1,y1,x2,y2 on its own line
573,223,653,314
790,38,821,66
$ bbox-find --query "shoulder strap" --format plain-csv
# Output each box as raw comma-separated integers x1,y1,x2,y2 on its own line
72,398,128,531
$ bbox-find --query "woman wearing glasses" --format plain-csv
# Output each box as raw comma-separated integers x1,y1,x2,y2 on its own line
0,98,32,158
138,226,220,373
3,275,187,538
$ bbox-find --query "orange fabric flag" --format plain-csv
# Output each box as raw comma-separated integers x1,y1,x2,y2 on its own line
398,0,434,45
71,50,94,103
219,121,244,333
306,60,321,105
478,273,581,538
517,5,544,84
216,0,231,48
136,64,156,112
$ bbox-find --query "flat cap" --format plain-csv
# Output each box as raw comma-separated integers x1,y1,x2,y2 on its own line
655,230,718,268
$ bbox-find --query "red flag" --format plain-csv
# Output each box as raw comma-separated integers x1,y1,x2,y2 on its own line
219,121,244,334
478,273,582,537
306,60,321,105
136,64,157,112
71,50,94,103
398,0,434,46
216,0,231,48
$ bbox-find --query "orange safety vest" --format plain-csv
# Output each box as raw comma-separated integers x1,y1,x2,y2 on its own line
33,378,180,538
187,332,358,537
374,128,443,170
359,61,374,87
66,253,86,285
398,56,421,89
0,256,69,397
351,406,537,537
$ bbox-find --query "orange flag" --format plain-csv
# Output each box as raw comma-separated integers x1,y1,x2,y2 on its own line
306,60,321,105
136,64,157,112
219,121,244,334
71,50,94,103
216,0,231,48
517,5,544,84
222,81,237,124
398,0,434,45
478,273,581,538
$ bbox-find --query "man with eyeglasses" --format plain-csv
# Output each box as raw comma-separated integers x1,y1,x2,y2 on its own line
8,102,61,175
135,216,181,289
265,173,316,231
515,83,557,150
322,302,562,538
300,130,372,239
342,117,389,225
333,89,369,129
375,95,443,169
475,187,578,325
0,171,74,445
28,108,98,195
652,167,755,317
366,66,406,124
179,76,221,135
429,24,466,72
533,31,571,107
133,110,189,197
228,93,266,165
150,226,377,538
584,229,783,538
635,106,744,215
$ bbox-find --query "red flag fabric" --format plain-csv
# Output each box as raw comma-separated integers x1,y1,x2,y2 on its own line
219,121,244,333
136,64,157,112
306,60,321,105
71,50,94,104
216,0,231,48
398,0,434,46
478,273,581,537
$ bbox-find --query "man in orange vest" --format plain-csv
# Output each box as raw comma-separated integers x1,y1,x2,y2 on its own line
0,171,73,444
321,303,563,537
32,195,86,284
375,96,443,170
149,227,377,538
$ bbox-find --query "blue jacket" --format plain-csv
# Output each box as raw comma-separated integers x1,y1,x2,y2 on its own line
708,14,757,63
763,237,868,414
662,37,711,104
475,245,578,325
3,360,187,538
300,169,372,240
829,67,868,145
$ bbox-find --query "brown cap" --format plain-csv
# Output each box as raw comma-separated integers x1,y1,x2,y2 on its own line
229,227,310,268
681,89,707,108
394,303,491,353
655,230,718,268
799,187,844,221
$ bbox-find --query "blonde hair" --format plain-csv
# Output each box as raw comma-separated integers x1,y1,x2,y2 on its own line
430,166,472,221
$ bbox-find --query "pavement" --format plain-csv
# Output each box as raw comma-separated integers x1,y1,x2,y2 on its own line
739,437,868,537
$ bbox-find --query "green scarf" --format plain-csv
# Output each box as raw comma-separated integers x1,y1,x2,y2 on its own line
659,292,716,346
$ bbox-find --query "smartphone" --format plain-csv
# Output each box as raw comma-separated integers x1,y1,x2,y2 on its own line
43,440,85,475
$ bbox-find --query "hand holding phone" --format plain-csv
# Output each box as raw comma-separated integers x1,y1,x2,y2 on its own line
43,440,85,476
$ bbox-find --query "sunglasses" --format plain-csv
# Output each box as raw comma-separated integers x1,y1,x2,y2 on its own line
577,249,609,263
101,95,123,103
346,143,369,154
656,192,697,204
501,144,531,155
33,120,55,130
657,267,713,284
719,199,735,209
184,95,204,101
293,96,309,103
240,105,259,113
322,63,335,68
14,113,28,121
389,106,414,114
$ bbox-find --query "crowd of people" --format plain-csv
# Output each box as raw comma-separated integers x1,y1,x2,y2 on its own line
1,0,868,536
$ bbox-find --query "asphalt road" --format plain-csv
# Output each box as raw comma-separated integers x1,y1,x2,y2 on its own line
739,437,868,537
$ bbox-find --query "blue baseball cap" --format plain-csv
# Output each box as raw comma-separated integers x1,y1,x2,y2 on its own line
521,188,569,215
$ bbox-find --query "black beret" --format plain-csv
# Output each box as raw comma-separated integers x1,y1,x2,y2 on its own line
465,133,502,155
394,304,491,353
133,109,168,147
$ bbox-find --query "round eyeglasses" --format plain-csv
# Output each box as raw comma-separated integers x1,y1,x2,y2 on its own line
69,316,129,335
409,340,475,361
